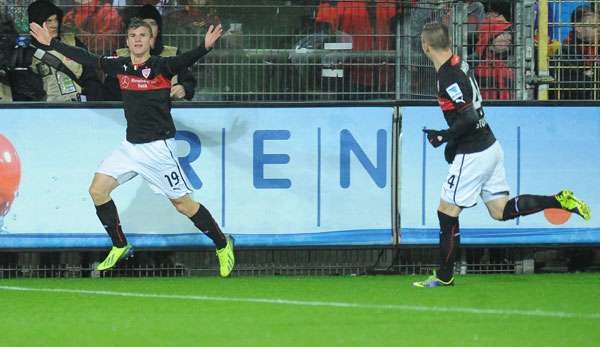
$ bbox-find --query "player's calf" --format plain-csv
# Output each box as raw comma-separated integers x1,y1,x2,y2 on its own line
500,194,562,221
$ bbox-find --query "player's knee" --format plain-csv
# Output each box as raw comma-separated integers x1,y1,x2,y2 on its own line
88,185,109,203
172,198,194,216
173,201,188,215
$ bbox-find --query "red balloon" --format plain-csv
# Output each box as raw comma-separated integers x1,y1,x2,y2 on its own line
0,134,21,217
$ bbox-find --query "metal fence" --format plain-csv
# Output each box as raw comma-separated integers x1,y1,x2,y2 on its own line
4,1,600,101
541,0,600,100
2,0,539,101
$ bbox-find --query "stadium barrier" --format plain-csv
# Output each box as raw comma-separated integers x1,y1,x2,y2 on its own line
400,102,600,245
0,103,396,248
1,102,599,251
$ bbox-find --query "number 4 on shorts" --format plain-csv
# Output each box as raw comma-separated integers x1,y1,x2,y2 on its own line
447,175,456,189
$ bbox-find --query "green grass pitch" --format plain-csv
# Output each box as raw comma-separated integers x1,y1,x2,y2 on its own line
1,274,599,346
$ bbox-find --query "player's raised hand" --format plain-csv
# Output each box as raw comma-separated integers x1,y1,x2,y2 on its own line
204,24,223,50
29,22,52,46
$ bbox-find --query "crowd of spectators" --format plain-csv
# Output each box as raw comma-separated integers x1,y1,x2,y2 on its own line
0,0,598,102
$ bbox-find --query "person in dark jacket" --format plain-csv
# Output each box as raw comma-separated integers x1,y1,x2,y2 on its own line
553,6,600,100
0,12,45,101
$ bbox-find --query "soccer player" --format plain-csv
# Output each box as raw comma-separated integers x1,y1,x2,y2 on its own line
413,22,591,288
29,18,235,277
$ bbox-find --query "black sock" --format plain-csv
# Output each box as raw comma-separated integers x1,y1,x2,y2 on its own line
437,211,460,282
190,204,227,249
95,200,127,248
502,194,561,220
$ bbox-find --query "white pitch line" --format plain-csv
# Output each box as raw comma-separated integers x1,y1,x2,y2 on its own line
0,285,598,320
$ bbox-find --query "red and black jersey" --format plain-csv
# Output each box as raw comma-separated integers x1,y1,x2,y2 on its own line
437,55,496,154
48,38,209,143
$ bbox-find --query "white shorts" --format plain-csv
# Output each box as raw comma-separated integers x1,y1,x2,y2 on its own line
97,138,192,199
441,141,510,208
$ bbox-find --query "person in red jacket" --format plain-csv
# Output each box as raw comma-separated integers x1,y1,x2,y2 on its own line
62,0,123,55
473,15,515,100
315,0,398,97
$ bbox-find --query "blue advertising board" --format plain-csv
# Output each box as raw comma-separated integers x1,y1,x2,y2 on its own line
401,106,600,244
0,106,394,248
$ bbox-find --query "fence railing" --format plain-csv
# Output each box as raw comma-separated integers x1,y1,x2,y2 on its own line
4,1,597,101
539,0,600,100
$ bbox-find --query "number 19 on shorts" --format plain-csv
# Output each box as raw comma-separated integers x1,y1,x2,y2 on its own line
164,171,180,187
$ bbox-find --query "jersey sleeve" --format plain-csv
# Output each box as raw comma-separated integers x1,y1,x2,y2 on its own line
47,38,126,77
162,46,210,78
438,66,480,140
438,67,474,112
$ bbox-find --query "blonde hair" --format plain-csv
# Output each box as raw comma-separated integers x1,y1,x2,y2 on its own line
422,22,451,50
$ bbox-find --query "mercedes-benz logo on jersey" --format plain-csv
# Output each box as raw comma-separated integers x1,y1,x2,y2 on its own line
120,75,130,89
142,67,151,79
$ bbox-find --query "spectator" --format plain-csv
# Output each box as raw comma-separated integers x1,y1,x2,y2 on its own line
549,0,590,42
27,0,103,101
104,4,197,101
314,0,398,98
474,15,515,100
1,13,45,102
62,0,123,55
553,6,600,100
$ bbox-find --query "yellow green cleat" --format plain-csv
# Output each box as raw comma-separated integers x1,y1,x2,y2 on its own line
96,244,133,271
555,190,591,221
216,236,235,277
412,271,454,288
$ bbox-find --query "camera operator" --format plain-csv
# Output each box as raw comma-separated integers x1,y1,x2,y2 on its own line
0,13,45,102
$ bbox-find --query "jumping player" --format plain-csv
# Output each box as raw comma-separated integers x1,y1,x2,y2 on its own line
29,18,235,277
413,22,590,288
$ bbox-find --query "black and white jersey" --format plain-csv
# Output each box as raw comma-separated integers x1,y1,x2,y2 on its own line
48,38,210,144
436,54,496,154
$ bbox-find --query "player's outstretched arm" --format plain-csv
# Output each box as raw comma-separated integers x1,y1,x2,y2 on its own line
166,24,223,75
29,22,107,70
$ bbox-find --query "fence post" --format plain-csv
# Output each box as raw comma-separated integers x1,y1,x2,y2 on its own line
451,2,468,59
395,5,402,101
537,0,550,100
516,1,535,100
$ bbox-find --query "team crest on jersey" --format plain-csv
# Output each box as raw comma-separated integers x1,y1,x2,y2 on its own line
142,67,151,79
446,83,465,103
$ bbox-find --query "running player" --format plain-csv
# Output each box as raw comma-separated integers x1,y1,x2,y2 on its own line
413,22,590,288
29,18,235,277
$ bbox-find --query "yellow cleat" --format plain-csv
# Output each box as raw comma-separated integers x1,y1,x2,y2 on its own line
556,190,591,221
96,245,133,271
412,271,454,288
216,236,235,277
